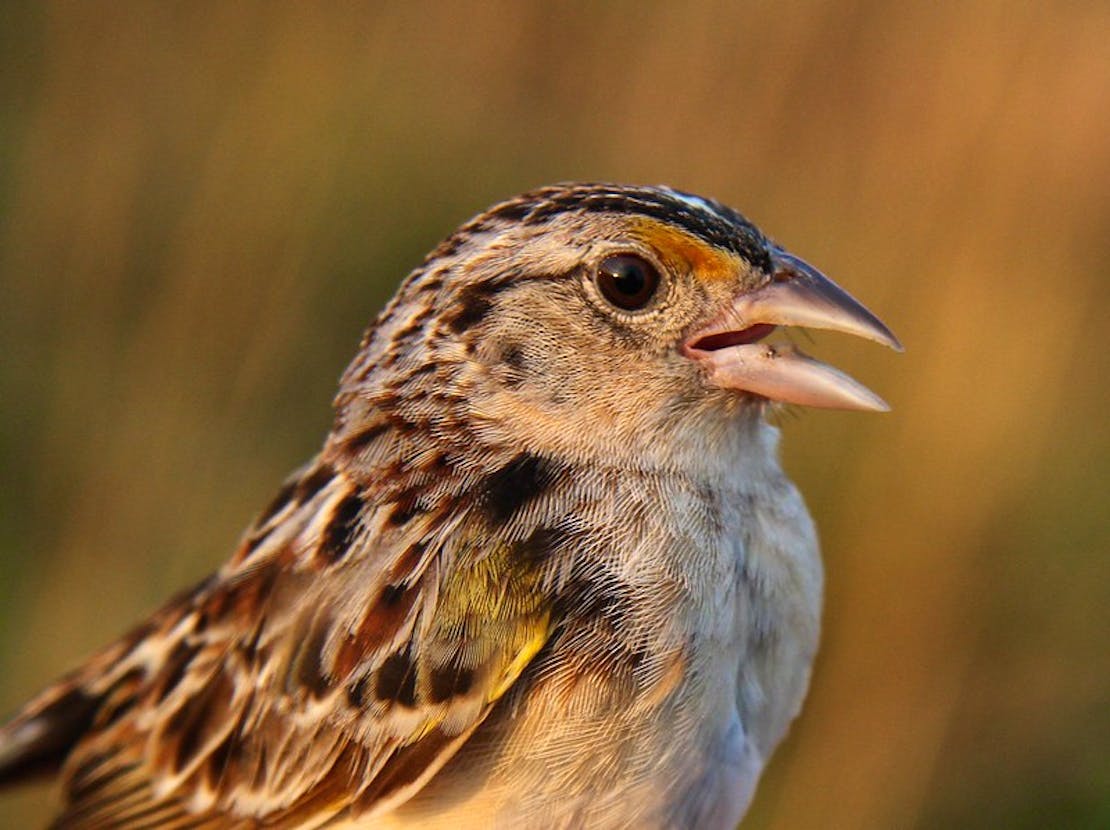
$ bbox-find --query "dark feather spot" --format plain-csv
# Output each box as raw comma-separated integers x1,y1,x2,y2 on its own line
447,296,491,334
516,523,572,566
500,343,528,387
420,271,446,291
244,637,269,666
333,581,418,679
205,734,240,790
240,525,273,562
66,750,116,801
296,464,336,503
553,569,631,633
393,317,426,343
427,664,475,704
94,669,144,729
387,495,419,527
386,411,418,435
342,422,389,454
347,674,371,708
380,582,407,605
432,235,462,258
203,565,277,623
153,640,202,703
0,686,99,787
291,619,332,699
489,199,532,222
112,619,159,664
445,284,499,334
375,651,417,707
166,669,234,774
481,453,555,522
503,344,527,371
317,494,364,564
257,479,297,526
384,543,426,587
406,361,438,379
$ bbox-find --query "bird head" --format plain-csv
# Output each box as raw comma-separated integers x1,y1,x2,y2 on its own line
335,183,900,471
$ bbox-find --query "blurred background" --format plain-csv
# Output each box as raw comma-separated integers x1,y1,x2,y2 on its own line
0,2,1106,827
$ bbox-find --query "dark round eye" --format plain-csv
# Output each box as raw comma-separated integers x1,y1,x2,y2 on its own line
595,254,661,311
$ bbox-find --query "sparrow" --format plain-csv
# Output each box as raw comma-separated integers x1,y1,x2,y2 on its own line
0,183,900,829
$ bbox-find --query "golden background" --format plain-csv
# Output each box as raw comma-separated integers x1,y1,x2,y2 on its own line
1,3,1106,827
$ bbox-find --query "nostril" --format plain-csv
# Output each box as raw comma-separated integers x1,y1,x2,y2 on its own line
689,323,777,352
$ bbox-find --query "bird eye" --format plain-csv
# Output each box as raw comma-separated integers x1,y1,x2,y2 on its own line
595,254,660,311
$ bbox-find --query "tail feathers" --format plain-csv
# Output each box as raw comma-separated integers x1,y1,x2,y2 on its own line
0,683,99,789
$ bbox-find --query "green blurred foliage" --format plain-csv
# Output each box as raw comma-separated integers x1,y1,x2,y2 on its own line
0,2,1107,827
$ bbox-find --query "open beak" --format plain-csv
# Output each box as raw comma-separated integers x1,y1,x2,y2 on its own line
684,248,902,411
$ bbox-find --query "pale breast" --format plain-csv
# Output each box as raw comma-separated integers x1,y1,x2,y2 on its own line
359,442,821,829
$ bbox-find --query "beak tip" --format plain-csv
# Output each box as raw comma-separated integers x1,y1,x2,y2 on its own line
856,313,902,353
846,389,893,413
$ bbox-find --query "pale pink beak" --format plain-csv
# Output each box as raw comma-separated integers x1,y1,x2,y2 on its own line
684,248,902,411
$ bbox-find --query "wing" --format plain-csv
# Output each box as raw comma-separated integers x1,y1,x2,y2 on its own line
0,450,555,829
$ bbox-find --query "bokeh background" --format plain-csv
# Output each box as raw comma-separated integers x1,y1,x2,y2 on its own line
1,2,1107,827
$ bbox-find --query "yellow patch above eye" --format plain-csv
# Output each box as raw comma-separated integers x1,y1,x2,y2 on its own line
630,217,740,282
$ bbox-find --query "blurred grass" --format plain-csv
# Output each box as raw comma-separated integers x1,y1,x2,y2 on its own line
0,2,1107,827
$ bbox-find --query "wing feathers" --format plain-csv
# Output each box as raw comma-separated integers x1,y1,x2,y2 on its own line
3,455,560,827
0,685,99,787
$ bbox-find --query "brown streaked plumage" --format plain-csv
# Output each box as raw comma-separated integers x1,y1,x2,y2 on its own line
0,183,899,828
